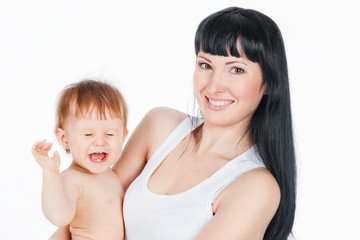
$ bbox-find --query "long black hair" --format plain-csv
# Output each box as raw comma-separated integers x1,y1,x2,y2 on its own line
194,7,296,240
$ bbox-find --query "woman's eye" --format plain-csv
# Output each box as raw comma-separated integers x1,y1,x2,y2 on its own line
231,67,244,74
107,133,114,137
84,134,92,136
200,63,211,70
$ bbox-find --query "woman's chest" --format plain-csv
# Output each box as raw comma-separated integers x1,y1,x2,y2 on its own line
148,150,230,195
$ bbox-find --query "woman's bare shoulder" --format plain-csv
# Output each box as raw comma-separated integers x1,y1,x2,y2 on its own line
144,106,188,127
203,168,280,239
142,106,188,140
221,168,280,205
215,167,280,218
112,106,188,189
197,168,280,239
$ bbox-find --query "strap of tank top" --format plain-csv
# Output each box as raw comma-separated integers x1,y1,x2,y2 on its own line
206,146,266,205
143,116,204,173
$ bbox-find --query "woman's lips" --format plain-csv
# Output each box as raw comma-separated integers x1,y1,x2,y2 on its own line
206,96,234,110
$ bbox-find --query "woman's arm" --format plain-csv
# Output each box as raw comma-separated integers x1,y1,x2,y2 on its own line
113,107,187,190
196,168,281,240
112,111,151,190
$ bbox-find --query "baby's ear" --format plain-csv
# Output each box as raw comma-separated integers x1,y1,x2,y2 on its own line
124,129,129,140
56,128,69,151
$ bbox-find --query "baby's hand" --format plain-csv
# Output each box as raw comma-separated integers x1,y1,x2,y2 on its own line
32,140,60,171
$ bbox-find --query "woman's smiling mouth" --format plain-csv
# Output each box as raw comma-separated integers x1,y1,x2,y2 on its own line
206,96,234,109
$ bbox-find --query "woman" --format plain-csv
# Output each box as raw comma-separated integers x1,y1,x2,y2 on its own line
114,6,296,240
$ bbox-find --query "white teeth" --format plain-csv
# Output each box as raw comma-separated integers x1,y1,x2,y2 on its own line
208,99,233,106
89,152,106,162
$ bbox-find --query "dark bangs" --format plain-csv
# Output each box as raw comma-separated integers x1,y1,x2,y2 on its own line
195,7,266,63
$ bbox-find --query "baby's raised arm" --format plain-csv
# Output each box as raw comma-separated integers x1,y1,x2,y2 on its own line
32,140,77,227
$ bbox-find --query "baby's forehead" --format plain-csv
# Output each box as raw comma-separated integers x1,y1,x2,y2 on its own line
67,104,122,120
77,108,121,119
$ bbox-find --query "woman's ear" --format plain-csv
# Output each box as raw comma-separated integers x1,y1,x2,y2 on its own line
262,83,268,95
56,128,69,151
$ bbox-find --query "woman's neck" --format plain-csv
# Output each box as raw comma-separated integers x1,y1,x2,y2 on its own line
193,121,253,158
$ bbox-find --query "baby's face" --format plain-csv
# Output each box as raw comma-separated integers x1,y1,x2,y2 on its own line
62,109,126,174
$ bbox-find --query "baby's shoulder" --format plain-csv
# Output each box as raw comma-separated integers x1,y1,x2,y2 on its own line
61,168,122,196
61,167,82,180
60,168,88,188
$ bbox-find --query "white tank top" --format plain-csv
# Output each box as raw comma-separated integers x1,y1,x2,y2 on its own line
123,117,265,240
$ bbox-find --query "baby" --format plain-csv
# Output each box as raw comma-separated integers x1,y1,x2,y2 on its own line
32,80,128,240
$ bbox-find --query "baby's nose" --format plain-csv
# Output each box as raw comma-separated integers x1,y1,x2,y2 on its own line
94,137,106,146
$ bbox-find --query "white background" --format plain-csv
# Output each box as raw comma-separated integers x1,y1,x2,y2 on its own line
1,0,359,239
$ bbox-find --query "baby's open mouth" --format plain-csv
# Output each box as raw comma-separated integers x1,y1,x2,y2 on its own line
89,152,108,163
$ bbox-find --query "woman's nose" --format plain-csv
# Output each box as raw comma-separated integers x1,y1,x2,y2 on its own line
208,71,225,93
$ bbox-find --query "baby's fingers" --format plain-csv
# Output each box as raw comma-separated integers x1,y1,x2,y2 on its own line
32,140,52,155
32,139,46,149
43,142,53,151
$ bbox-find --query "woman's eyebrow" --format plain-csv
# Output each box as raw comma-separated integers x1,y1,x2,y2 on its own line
225,60,247,66
197,55,212,63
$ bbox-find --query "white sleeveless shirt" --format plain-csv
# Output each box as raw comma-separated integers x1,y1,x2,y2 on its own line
123,117,265,240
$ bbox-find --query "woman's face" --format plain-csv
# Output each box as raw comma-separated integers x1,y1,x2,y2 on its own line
193,50,266,129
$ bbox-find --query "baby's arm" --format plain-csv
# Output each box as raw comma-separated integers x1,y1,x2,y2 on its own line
49,226,71,240
32,140,76,227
